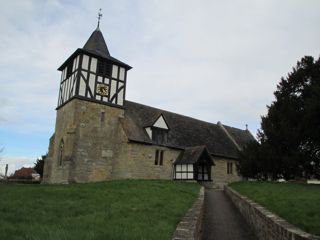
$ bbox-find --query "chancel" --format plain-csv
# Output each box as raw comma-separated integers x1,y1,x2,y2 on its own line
43,14,255,187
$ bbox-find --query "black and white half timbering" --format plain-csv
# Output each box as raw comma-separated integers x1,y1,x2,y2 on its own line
174,146,214,181
57,28,131,109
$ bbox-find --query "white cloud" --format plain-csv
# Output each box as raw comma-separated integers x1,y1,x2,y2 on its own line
0,0,320,159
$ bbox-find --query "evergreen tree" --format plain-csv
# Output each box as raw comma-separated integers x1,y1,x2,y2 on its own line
240,56,320,179
34,154,46,178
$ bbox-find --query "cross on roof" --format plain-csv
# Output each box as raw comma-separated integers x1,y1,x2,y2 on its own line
97,8,103,29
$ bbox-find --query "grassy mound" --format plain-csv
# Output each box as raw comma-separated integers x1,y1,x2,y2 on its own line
0,180,200,240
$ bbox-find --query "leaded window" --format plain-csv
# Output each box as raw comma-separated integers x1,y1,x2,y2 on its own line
58,139,64,166
227,162,233,174
155,150,164,165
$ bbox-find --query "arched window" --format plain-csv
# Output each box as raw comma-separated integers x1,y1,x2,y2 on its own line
58,139,64,166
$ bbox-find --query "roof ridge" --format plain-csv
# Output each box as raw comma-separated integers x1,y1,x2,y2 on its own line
125,100,225,129
125,100,247,133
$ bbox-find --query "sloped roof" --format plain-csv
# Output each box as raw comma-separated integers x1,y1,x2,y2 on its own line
83,29,110,57
13,167,34,178
174,146,215,165
122,101,255,159
58,29,132,71
222,125,255,149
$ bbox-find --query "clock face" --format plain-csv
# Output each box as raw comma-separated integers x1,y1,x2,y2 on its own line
96,84,109,96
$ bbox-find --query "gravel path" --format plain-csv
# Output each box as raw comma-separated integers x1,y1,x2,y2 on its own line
202,189,257,240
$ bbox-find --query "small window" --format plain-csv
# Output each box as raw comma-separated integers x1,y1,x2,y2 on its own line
97,60,112,77
155,150,164,165
100,112,105,123
66,61,73,79
58,139,64,166
227,162,233,174
155,150,159,165
159,151,164,165
175,164,194,180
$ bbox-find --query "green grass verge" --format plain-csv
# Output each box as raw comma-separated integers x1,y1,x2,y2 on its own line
229,181,320,236
0,180,200,240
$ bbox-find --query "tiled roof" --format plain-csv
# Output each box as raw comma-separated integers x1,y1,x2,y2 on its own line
174,146,215,165
13,167,34,178
122,101,255,159
83,29,110,58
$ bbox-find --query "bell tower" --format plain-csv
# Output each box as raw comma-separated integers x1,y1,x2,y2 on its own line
43,14,132,183
57,25,131,109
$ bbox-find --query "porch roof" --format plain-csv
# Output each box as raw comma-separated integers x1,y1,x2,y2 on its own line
174,146,215,165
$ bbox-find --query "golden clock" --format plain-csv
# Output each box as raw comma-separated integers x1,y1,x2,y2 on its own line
96,84,109,96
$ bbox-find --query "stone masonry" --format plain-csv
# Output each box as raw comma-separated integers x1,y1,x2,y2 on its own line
224,186,320,240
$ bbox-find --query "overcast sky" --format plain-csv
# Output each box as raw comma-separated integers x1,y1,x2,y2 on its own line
0,0,320,174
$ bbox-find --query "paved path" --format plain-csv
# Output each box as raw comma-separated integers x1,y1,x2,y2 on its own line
202,189,257,240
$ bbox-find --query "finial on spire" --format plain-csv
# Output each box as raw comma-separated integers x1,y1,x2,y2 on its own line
245,124,248,131
97,8,103,29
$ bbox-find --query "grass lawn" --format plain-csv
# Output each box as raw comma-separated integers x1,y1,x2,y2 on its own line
229,181,320,236
0,180,200,240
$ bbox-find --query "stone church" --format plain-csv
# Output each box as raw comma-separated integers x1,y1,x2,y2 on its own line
43,25,254,187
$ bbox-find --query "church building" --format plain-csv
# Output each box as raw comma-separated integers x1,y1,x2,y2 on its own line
43,24,254,187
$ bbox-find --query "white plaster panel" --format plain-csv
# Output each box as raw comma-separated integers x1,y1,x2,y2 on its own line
176,165,181,171
119,67,125,80
61,83,64,103
110,80,117,99
75,56,79,71
188,164,193,171
65,78,69,101
176,173,182,179
79,78,86,96
117,89,124,106
112,65,118,78
82,55,89,70
88,74,95,95
72,58,76,72
187,173,194,179
181,164,187,171
104,78,110,85
60,71,63,83
98,76,103,83
145,127,152,139
153,115,168,129
63,68,66,81
90,57,97,72
72,77,76,97
182,173,187,179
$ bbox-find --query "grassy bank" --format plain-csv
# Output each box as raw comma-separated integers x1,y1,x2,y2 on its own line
230,181,320,236
0,180,200,240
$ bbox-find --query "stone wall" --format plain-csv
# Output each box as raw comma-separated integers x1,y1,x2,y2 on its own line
112,142,180,180
43,98,181,183
211,158,241,188
172,187,204,240
225,186,319,240
43,99,125,183
43,98,244,185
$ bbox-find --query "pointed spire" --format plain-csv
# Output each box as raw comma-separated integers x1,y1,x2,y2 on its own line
83,28,110,58
83,9,110,58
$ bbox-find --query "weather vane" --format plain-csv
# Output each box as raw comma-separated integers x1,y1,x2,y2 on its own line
97,8,103,28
